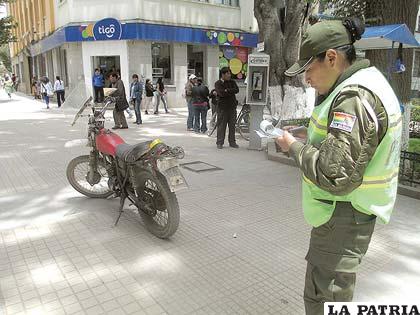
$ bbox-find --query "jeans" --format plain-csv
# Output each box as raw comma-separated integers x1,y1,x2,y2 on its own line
193,105,208,133
155,94,168,113
56,90,65,107
187,100,193,129
43,94,50,108
94,86,104,103
134,97,142,123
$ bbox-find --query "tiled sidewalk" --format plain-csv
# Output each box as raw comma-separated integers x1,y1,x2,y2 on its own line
0,92,419,314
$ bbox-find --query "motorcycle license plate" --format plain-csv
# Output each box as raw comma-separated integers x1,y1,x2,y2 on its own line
157,158,188,192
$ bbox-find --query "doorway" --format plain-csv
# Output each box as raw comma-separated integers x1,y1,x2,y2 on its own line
91,56,121,87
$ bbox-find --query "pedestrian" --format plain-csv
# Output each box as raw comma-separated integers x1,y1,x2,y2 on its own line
185,74,197,131
130,74,143,125
109,73,129,129
31,76,39,99
4,76,13,99
214,67,239,149
11,73,16,91
191,78,210,133
92,68,105,103
144,79,154,115
54,76,65,108
209,88,218,129
154,77,169,114
276,18,402,315
40,77,53,109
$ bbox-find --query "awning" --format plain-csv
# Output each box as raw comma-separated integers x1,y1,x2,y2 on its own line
355,24,420,50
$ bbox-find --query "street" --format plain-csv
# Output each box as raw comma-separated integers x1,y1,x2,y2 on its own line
0,92,419,315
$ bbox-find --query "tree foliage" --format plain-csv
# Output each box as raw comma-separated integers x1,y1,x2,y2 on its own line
0,44,11,71
0,1,16,46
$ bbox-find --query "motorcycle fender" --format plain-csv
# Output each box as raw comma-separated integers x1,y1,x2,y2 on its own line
156,158,188,192
64,139,90,148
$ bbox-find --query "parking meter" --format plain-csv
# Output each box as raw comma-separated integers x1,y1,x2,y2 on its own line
246,53,270,150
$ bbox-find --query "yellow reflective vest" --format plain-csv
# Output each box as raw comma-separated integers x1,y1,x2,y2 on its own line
303,67,402,227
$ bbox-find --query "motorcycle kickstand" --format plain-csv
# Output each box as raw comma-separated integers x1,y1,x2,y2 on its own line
114,194,126,227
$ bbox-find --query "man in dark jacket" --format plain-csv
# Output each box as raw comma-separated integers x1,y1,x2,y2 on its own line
109,73,129,129
215,67,239,149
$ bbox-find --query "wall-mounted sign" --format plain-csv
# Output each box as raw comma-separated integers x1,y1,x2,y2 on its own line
248,54,270,66
257,42,264,52
93,18,122,41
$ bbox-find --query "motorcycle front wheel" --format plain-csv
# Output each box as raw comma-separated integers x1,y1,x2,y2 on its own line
66,155,113,199
135,170,180,239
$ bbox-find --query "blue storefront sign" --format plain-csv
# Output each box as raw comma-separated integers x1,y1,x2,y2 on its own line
92,18,122,41
30,18,258,56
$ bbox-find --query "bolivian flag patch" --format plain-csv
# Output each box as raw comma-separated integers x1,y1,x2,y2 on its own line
330,112,357,132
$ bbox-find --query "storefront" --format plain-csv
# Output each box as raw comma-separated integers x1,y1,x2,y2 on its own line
26,17,258,107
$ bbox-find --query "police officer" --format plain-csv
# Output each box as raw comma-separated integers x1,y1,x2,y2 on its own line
276,18,402,314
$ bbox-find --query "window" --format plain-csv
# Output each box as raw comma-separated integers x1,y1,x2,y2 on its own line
219,46,249,81
214,0,239,6
151,42,172,84
187,45,204,80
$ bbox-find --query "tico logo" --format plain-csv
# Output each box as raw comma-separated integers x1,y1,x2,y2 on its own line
93,18,122,40
80,18,122,41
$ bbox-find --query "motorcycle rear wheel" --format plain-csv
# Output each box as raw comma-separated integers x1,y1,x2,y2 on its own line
136,171,180,239
66,155,113,199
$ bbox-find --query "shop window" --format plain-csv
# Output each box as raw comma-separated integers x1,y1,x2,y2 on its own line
187,45,204,80
214,0,239,6
152,42,172,84
219,46,249,81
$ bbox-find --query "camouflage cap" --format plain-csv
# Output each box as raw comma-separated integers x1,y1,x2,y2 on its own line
285,20,353,76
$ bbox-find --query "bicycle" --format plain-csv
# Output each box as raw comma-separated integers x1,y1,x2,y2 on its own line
207,103,251,141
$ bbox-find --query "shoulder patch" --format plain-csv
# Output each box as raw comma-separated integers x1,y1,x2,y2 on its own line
330,112,357,132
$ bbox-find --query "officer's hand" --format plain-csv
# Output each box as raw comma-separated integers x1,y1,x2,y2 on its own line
276,131,296,153
283,125,307,140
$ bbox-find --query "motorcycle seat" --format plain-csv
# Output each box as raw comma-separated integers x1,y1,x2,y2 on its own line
115,141,152,163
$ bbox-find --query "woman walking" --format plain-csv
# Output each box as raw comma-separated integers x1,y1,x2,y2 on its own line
54,76,65,108
191,78,210,133
40,77,53,109
4,76,14,99
144,79,154,115
154,77,169,114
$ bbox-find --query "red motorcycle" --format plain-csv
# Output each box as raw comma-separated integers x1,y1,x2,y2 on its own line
66,92,187,238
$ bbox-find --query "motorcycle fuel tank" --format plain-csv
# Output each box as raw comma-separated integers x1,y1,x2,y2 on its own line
95,128,125,156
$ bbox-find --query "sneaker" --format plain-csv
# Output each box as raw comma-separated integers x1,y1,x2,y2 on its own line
229,143,239,148
111,126,120,130
154,111,158,115
145,111,149,115
187,128,194,131
217,144,223,149
120,126,128,129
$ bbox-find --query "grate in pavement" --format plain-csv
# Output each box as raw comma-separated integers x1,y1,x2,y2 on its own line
180,161,223,173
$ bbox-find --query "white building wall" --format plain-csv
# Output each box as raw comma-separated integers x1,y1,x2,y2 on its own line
55,0,257,33
172,43,188,107
127,41,153,82
64,42,84,91
205,45,220,89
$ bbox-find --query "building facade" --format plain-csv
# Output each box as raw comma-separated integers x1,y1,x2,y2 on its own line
8,0,258,106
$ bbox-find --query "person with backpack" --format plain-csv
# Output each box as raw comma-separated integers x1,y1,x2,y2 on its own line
144,79,155,115
154,77,169,114
54,76,65,108
40,77,54,109
191,78,210,133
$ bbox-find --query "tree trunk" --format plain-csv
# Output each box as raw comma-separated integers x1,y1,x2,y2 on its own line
365,0,419,150
254,0,316,120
